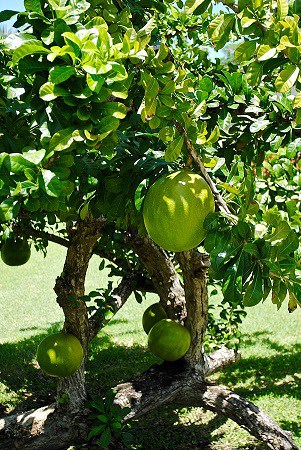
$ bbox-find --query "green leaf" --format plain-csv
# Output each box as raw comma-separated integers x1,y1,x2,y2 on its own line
272,279,287,308
9,154,35,173
39,82,69,101
235,40,257,63
86,74,105,93
244,264,263,307
165,135,184,162
97,116,120,139
50,66,76,84
266,221,291,245
80,202,89,220
49,128,82,152
159,126,176,143
185,0,207,13
204,231,242,270
137,17,157,38
208,14,235,50
99,427,112,448
243,242,260,258
288,290,300,313
12,41,50,65
23,149,46,165
19,57,51,74
88,425,106,440
97,28,111,60
206,125,220,144
241,16,257,28
293,93,301,109
0,10,19,23
257,45,277,61
0,198,20,222
250,118,270,133
275,65,299,93
100,102,127,119
277,0,289,19
145,77,159,100
145,97,157,116
24,0,43,13
276,230,299,257
38,169,62,197
246,62,263,86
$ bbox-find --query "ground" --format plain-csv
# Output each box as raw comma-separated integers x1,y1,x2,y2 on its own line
0,243,300,449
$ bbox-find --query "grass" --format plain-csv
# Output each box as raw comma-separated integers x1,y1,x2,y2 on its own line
0,242,300,449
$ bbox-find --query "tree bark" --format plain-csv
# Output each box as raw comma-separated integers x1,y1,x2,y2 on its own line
0,405,87,450
176,250,210,371
126,228,187,323
54,216,104,413
114,364,298,450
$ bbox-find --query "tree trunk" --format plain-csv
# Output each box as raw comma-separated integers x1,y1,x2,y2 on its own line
176,250,210,371
54,217,104,412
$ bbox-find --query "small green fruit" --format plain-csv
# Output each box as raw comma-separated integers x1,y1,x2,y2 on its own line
1,238,31,266
142,302,168,334
148,319,191,361
143,170,215,252
36,333,84,378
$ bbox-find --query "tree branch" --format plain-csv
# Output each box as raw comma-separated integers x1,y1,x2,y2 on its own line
114,364,298,450
88,273,136,340
125,228,187,323
172,119,236,218
204,346,241,375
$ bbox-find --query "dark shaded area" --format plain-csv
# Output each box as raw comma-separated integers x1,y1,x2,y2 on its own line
218,333,301,402
0,327,299,449
0,322,61,415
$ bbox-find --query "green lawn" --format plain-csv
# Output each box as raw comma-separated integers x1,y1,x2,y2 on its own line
0,243,300,449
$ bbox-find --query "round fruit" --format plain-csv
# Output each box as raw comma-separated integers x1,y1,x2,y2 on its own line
142,302,168,334
148,319,191,362
36,333,84,378
143,170,215,252
1,238,31,266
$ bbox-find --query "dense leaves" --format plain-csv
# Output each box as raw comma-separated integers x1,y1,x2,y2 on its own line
0,0,300,350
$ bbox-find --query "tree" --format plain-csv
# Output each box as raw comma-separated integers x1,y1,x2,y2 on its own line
0,0,300,448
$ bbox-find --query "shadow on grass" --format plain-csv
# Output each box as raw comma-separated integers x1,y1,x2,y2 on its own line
0,327,299,449
0,322,62,415
218,336,301,401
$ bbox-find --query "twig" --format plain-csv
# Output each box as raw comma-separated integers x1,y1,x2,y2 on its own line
172,119,237,218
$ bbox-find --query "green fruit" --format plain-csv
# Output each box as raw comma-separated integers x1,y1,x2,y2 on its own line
36,333,84,378
148,319,191,361
143,170,215,252
142,302,168,334
1,238,31,266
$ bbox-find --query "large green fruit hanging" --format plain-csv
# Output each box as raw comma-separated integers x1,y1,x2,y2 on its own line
36,333,84,378
1,238,31,266
148,319,191,362
143,170,215,252
142,302,168,334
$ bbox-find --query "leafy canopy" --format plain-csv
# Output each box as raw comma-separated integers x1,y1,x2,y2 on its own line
0,0,300,348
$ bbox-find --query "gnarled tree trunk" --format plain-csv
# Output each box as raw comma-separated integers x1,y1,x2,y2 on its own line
54,217,104,413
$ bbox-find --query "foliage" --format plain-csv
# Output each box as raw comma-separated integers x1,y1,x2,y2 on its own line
0,0,300,350
86,389,132,448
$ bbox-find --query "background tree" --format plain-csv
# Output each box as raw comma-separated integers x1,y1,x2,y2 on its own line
0,0,300,448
